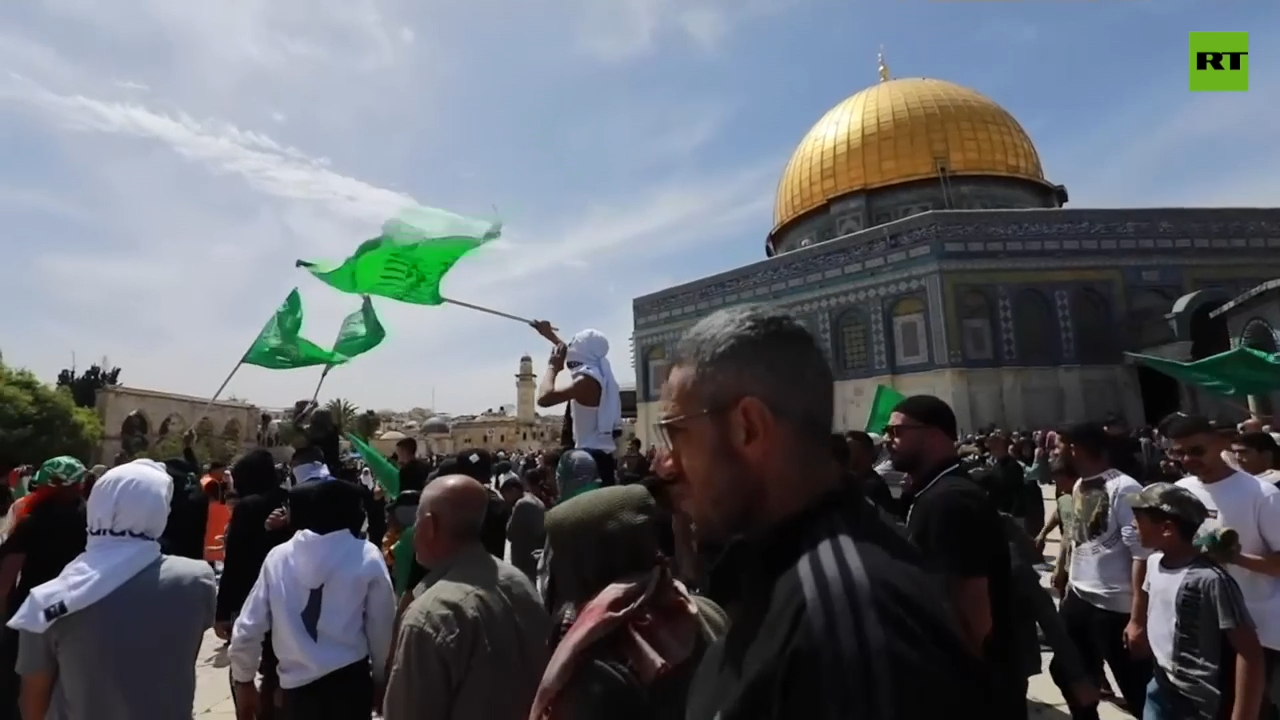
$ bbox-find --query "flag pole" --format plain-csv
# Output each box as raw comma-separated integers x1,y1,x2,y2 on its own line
440,296,556,330
194,360,245,421
310,365,333,405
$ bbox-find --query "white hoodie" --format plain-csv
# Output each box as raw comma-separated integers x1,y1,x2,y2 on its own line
229,529,397,689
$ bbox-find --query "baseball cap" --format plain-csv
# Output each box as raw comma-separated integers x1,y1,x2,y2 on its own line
1127,482,1209,527
891,395,957,441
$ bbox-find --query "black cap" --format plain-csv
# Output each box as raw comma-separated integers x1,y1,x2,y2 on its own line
1059,421,1110,452
892,395,957,441
454,449,493,484
1162,414,1216,440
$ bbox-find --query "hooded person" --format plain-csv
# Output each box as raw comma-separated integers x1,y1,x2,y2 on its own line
564,330,622,484
531,325,623,486
529,485,728,720
229,479,396,720
158,455,211,561
0,456,88,717
10,460,217,720
289,445,335,488
216,449,291,719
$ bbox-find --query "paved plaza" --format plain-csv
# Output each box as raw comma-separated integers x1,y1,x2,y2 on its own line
191,488,1130,719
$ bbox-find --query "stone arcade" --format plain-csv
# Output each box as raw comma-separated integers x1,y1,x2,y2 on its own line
630,62,1280,444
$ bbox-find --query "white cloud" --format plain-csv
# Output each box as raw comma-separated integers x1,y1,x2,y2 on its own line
0,21,776,413
569,0,786,60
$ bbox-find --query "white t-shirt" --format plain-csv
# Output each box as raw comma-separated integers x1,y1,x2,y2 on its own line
1177,471,1280,650
1142,552,1191,672
1068,469,1149,613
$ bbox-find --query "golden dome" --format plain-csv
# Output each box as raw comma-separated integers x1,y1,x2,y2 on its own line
772,77,1050,232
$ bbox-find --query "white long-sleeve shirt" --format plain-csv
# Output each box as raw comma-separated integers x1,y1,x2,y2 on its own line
229,529,397,689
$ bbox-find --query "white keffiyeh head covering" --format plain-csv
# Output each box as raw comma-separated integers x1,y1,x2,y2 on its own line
565,329,622,444
8,459,172,633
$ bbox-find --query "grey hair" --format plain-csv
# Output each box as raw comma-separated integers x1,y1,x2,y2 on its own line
672,304,833,441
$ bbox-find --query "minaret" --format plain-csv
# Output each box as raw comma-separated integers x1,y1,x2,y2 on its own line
516,354,536,423
877,47,891,83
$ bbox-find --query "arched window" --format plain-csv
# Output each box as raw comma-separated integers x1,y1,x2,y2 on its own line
958,290,994,360
836,310,870,372
156,413,186,439
1013,289,1058,365
1073,289,1114,362
222,418,243,442
1242,319,1279,354
645,346,670,399
1125,288,1176,350
890,296,929,366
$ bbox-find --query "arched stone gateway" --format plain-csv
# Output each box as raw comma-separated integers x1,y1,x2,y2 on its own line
95,386,259,464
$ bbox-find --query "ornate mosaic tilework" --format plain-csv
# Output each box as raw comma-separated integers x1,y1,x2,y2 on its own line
997,287,1016,362
633,208,1280,324
870,297,888,370
1054,289,1076,361
925,274,948,366
815,310,833,361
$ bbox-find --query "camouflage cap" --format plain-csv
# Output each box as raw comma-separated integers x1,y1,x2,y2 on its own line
1127,482,1208,527
31,456,87,488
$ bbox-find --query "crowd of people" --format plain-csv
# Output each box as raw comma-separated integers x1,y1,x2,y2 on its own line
0,306,1277,720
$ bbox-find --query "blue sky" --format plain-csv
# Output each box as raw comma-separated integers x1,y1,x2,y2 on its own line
0,0,1273,414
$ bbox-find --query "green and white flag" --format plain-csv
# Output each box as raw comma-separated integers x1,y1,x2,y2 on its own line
297,206,501,306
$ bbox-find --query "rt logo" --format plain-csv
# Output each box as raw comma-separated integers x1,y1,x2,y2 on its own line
1189,32,1248,92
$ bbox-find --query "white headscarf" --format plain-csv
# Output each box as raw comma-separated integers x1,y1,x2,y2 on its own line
291,461,332,487
565,329,622,447
8,460,172,634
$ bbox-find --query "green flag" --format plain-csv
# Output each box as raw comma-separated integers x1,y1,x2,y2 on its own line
346,431,400,499
296,206,501,306
864,384,907,433
1126,347,1280,397
331,296,387,362
242,290,348,370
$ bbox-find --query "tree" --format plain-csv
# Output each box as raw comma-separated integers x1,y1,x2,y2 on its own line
324,398,359,434
353,410,381,440
0,361,103,469
55,362,122,409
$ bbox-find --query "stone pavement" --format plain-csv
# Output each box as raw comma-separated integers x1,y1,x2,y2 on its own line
191,486,1132,718
193,631,235,718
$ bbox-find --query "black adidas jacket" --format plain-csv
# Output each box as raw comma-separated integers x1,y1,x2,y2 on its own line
686,485,993,720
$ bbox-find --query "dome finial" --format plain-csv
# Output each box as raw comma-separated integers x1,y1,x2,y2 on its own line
877,46,890,83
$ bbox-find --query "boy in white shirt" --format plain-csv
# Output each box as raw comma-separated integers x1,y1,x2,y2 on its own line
1129,482,1264,720
1164,415,1280,719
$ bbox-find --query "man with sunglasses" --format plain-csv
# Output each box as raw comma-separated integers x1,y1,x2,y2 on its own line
1169,415,1280,720
657,306,989,720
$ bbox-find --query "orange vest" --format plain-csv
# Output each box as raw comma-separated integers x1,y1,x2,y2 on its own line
203,477,231,563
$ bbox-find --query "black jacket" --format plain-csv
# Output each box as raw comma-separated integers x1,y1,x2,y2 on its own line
215,487,291,622
686,484,992,720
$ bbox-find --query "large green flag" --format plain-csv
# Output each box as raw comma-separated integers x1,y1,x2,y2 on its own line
1126,347,1280,397
241,290,348,370
331,296,386,361
864,384,907,433
296,206,501,306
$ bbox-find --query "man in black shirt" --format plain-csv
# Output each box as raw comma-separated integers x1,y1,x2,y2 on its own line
394,438,431,494
655,305,990,720
886,394,1019,717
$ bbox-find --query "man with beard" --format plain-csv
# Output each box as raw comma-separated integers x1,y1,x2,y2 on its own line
1051,422,1151,717
658,305,989,720
886,395,1018,716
